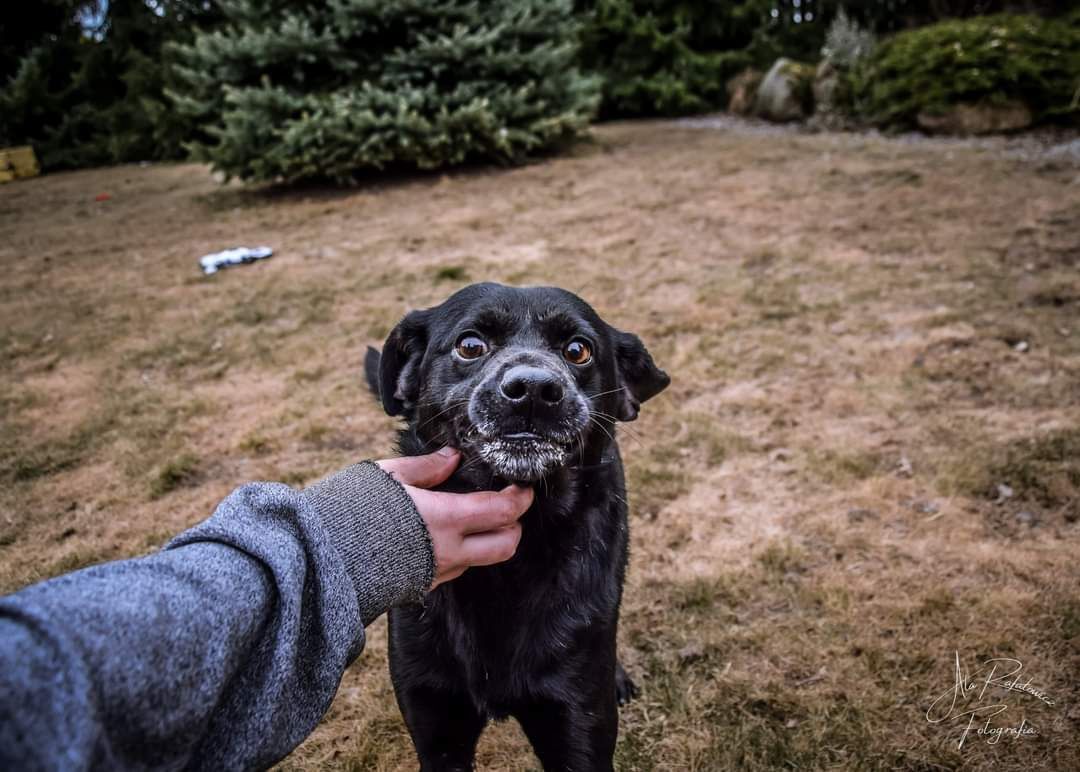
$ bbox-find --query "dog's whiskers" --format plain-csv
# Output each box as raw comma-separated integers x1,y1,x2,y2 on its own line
587,387,628,400
591,410,646,448
418,399,470,430
586,415,616,445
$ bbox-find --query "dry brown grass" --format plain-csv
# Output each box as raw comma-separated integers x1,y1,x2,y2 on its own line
2,121,1079,770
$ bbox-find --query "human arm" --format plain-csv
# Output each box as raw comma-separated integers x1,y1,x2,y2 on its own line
0,450,530,770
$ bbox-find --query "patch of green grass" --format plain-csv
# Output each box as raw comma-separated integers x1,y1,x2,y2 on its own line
149,453,201,498
741,247,781,275
0,383,42,416
805,447,882,485
917,587,955,617
757,541,807,576
645,413,752,469
0,421,99,484
127,331,227,374
46,546,117,578
238,433,276,456
1060,600,1080,641
743,277,805,322
232,284,336,328
626,462,689,518
280,468,316,487
300,423,332,444
0,379,215,495
690,425,752,467
672,577,724,611
944,427,1080,519
434,265,468,282
3,442,82,483
290,365,327,383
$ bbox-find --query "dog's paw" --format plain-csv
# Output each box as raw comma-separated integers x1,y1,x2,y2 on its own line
615,662,639,706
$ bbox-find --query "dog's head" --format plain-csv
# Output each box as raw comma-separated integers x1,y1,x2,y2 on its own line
371,283,669,482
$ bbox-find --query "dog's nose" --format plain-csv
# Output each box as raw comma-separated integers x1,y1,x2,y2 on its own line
499,366,564,406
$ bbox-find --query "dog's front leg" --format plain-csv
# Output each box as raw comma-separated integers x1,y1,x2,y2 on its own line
512,680,618,771
396,683,487,772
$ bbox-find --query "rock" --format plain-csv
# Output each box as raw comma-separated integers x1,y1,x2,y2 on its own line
813,60,839,112
1015,510,1037,526
726,68,763,116
808,59,856,131
753,58,814,123
678,642,706,664
916,100,1032,136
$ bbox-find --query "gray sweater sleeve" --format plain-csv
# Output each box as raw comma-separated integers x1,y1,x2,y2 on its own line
0,461,435,771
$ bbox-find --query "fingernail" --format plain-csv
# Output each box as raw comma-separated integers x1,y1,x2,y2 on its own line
437,446,459,457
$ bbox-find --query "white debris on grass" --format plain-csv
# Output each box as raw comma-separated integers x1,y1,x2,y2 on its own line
199,246,273,275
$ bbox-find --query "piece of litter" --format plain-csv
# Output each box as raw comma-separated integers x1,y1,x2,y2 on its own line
94,192,111,202
199,246,273,275
1013,340,1029,352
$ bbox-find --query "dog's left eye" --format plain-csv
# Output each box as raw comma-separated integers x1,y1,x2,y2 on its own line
455,334,488,360
563,339,593,365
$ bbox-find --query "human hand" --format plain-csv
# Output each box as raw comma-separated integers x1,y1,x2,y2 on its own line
376,447,533,589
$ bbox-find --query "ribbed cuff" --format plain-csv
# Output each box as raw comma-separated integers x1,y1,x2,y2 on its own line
302,461,435,626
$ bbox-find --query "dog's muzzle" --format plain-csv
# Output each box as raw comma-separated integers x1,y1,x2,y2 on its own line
466,358,589,481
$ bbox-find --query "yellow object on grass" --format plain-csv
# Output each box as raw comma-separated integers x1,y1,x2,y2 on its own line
0,146,40,183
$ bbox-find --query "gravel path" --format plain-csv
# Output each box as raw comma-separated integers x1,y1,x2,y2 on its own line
678,112,1080,167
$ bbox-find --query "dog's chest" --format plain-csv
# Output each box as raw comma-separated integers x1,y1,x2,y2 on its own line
436,527,622,709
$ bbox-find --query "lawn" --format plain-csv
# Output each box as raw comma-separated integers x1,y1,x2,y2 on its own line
1,120,1078,770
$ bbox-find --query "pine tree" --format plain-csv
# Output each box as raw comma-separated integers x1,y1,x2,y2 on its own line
0,0,221,171
170,0,600,184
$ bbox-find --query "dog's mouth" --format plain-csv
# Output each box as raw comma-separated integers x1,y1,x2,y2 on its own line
462,425,576,482
477,435,572,482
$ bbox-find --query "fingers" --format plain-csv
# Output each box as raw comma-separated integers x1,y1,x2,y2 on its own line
377,452,534,589
411,485,534,535
376,447,460,488
459,524,523,567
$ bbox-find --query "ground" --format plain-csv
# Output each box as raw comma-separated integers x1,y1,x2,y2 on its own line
2,119,1079,770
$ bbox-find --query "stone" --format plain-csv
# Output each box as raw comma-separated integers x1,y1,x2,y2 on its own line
753,58,814,123
916,100,1033,136
808,59,857,131
813,60,839,111
726,68,763,116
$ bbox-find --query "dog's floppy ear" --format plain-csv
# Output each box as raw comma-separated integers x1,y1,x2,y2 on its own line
613,330,670,422
375,310,430,416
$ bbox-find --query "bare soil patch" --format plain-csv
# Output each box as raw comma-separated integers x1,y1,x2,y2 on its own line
2,120,1079,770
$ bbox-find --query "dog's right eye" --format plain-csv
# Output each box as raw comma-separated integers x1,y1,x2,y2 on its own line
454,334,488,361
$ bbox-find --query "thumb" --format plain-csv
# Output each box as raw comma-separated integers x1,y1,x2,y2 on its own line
376,447,460,489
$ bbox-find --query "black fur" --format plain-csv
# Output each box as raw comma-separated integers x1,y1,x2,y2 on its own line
366,283,669,771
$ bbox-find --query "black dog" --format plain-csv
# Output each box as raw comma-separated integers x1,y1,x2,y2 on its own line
364,283,669,771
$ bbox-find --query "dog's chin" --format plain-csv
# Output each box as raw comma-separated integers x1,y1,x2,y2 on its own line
476,436,570,483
